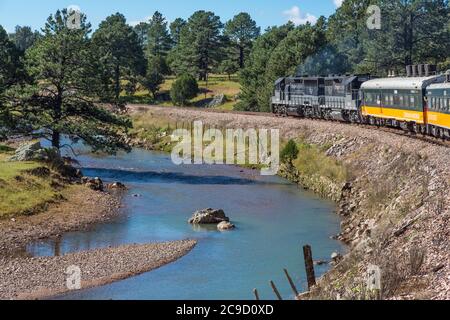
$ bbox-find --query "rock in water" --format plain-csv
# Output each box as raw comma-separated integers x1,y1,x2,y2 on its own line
107,182,127,190
217,221,236,231
86,177,104,191
188,208,229,224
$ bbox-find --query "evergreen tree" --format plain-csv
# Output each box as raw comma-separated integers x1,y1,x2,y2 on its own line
0,25,24,138
147,11,172,57
169,18,187,45
143,55,165,98
170,74,199,106
134,22,150,48
280,139,299,165
327,0,375,72
92,13,145,105
237,23,294,112
224,12,260,69
18,10,131,152
171,11,223,80
364,0,450,74
9,25,40,52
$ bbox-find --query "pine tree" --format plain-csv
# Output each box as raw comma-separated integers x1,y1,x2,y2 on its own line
9,25,40,52
0,25,24,138
327,0,375,72
92,13,145,105
237,23,295,112
169,18,187,46
364,0,450,74
171,11,223,80
224,12,260,69
134,22,150,48
16,10,131,153
147,11,172,57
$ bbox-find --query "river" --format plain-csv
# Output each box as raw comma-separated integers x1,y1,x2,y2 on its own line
27,147,345,300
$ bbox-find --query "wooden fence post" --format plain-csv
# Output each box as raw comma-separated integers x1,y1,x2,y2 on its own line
253,288,260,301
270,280,283,300
283,268,299,296
303,245,316,290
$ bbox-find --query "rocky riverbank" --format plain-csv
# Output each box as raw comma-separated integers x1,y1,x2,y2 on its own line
129,105,450,300
0,240,197,300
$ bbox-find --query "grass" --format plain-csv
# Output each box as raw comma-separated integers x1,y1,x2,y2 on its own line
0,144,63,218
292,141,348,184
122,74,241,110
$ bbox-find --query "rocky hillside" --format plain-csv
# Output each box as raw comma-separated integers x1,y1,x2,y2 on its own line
129,106,449,300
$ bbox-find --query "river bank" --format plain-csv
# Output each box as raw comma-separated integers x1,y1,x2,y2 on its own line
0,143,198,300
0,240,197,300
0,185,121,255
128,105,450,300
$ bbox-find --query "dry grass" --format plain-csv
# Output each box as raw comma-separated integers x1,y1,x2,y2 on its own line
124,74,241,110
0,146,63,218
292,140,348,184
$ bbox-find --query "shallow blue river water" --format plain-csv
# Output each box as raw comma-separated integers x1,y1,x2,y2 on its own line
28,147,345,300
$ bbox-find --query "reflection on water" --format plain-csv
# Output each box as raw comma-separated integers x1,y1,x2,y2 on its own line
29,146,345,300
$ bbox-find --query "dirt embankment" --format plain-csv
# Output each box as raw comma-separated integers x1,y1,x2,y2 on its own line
130,105,449,300
0,185,121,255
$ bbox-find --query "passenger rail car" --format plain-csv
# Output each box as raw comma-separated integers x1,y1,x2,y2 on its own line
426,81,450,138
271,65,450,140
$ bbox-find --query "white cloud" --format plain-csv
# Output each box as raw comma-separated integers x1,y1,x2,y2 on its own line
129,16,152,27
283,6,318,25
67,4,81,12
333,0,344,7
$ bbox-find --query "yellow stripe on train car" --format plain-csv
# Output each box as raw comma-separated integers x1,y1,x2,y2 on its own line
361,106,424,124
427,111,450,130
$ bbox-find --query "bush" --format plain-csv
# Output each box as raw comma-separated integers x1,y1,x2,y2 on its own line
280,139,299,164
170,74,199,106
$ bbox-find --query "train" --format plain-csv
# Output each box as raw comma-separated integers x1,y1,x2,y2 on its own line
271,64,450,139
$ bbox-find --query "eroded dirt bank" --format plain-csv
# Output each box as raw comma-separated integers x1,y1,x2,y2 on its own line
130,105,449,300
0,186,121,255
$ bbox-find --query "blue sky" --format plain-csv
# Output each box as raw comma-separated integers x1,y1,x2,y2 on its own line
0,0,343,33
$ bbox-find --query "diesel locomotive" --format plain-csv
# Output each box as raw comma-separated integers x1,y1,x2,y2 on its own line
271,65,450,139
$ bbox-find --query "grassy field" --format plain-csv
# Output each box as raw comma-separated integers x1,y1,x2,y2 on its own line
0,145,63,218
123,74,241,110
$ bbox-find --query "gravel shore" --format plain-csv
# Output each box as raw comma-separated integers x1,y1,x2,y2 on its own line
0,240,197,300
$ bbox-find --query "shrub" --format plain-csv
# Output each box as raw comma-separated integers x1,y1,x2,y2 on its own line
170,74,199,106
280,139,299,164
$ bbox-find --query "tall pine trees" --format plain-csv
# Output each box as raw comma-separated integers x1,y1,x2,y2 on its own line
18,9,131,152
92,13,145,105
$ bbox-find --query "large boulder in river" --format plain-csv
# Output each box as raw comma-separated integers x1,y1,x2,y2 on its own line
188,208,229,224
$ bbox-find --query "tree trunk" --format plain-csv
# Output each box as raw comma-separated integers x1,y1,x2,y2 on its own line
52,89,62,150
114,63,121,105
52,130,60,150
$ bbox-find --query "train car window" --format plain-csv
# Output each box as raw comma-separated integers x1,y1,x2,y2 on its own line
399,95,404,107
410,96,415,108
390,95,394,106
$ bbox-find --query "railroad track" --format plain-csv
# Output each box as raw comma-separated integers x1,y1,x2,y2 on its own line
128,104,450,148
